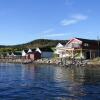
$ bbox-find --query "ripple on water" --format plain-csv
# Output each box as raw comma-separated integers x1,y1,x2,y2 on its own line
0,63,100,100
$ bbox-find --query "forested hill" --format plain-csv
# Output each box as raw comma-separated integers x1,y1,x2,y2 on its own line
0,39,67,52
22,39,67,48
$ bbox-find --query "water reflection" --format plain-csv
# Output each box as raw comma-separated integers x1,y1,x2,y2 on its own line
0,63,100,100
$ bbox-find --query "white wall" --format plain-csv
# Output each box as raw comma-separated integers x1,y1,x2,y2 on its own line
22,50,26,56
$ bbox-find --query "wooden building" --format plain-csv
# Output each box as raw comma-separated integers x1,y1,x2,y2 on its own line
40,47,53,58
55,38,100,59
26,51,41,60
7,52,22,59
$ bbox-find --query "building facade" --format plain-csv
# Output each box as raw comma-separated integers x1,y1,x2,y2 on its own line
55,38,100,59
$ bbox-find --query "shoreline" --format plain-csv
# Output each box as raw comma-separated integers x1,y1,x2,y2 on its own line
0,58,100,67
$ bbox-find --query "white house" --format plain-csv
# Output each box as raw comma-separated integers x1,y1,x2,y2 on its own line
56,43,64,48
54,43,67,58
54,43,64,54
22,50,27,57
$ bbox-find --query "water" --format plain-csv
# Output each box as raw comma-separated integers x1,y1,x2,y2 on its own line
0,63,100,100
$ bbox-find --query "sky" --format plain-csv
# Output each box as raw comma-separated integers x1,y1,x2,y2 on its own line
0,0,100,45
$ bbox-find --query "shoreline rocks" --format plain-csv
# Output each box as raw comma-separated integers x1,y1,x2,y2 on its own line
0,58,100,67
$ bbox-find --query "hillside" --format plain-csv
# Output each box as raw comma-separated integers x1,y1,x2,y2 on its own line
22,39,67,48
0,39,67,52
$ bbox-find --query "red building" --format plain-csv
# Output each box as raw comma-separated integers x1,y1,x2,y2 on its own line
26,51,41,60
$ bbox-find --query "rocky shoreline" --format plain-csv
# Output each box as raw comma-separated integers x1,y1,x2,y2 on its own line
0,58,100,67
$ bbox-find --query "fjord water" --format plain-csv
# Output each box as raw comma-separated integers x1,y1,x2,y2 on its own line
0,63,100,100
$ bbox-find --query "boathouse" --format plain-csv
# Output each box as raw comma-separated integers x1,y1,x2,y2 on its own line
7,52,22,59
40,47,53,58
26,51,41,60
21,48,41,60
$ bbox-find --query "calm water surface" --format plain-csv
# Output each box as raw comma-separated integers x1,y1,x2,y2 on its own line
0,63,100,100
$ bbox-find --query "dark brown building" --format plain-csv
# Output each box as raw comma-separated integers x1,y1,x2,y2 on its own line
26,51,41,60
64,38,100,59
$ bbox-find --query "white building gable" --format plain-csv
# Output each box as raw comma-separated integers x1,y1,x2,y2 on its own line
65,38,82,48
55,43,64,54
54,43,69,58
28,49,32,53
22,50,26,56
11,52,16,56
56,43,64,48
36,48,42,53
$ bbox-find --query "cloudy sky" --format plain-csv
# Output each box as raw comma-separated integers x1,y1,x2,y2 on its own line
0,0,100,45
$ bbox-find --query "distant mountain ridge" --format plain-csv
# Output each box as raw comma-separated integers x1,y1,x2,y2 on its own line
22,39,67,48
0,38,99,53
0,39,68,52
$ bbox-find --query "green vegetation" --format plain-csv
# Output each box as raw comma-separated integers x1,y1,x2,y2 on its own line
22,39,67,48
0,39,67,54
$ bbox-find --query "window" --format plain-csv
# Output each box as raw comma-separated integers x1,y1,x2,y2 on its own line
84,43,89,46
72,43,81,48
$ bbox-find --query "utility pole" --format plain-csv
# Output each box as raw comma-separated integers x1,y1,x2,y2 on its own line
97,36,100,57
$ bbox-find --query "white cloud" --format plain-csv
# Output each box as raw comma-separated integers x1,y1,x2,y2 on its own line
37,29,65,38
61,14,88,26
44,33,65,37
42,29,54,34
61,19,77,26
71,14,88,20
37,29,54,34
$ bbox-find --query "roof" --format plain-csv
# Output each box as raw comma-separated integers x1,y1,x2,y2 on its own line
76,38,99,43
36,48,42,53
27,51,41,54
28,49,32,53
66,38,82,44
56,43,64,48
23,49,35,53
67,37,100,49
7,52,22,56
